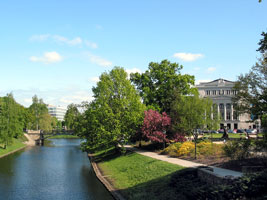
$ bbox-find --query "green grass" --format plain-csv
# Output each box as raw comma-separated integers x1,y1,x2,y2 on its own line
96,148,185,200
203,133,248,139
47,134,79,139
0,137,26,157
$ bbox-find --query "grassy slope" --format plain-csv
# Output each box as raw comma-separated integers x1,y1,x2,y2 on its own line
0,137,26,157
97,149,185,200
47,135,79,139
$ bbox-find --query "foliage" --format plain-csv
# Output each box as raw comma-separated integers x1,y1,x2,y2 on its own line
79,67,146,152
64,103,80,130
223,139,253,160
162,141,223,158
130,59,195,113
0,94,25,148
141,109,171,143
170,92,220,135
28,95,51,131
170,168,267,200
257,31,267,54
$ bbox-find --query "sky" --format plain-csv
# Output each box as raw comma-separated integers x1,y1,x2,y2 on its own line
0,0,266,108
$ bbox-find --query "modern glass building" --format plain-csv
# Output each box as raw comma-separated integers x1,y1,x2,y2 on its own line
48,105,67,121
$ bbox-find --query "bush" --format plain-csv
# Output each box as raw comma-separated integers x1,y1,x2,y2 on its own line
223,139,252,160
162,141,224,158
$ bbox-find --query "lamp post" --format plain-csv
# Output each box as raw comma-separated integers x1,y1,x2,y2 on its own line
193,129,199,160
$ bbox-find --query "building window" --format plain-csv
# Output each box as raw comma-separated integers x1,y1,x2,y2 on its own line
219,103,224,119
226,90,231,95
206,90,210,95
212,90,216,95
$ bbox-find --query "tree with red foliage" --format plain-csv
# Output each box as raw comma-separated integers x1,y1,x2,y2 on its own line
142,109,171,144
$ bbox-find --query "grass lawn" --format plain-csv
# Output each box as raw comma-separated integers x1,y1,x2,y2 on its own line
0,137,27,157
47,134,79,139
96,148,185,200
203,133,247,139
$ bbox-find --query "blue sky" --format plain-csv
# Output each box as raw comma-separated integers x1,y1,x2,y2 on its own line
0,0,266,107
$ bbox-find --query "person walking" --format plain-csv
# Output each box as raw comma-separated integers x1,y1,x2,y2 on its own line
222,127,229,143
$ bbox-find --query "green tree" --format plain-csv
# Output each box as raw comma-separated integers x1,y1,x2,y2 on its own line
170,92,219,135
130,59,196,113
64,104,80,130
0,94,24,148
80,67,146,152
233,54,267,121
28,95,48,130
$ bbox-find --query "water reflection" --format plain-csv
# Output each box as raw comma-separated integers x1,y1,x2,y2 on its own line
0,139,113,200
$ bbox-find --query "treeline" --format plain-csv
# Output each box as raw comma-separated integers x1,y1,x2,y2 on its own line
0,94,62,149
69,60,220,153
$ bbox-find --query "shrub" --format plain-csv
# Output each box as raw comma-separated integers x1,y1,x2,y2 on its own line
223,139,252,160
176,142,195,157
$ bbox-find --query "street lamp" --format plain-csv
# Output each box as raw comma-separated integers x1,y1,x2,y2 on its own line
193,129,199,159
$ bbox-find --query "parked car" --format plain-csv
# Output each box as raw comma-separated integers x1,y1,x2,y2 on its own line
218,129,224,133
228,129,234,133
246,129,257,134
210,130,218,134
237,129,245,133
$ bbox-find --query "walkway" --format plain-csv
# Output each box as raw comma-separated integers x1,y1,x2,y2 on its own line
24,134,36,146
125,145,243,178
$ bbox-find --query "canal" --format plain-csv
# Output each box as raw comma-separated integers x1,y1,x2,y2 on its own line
0,139,113,200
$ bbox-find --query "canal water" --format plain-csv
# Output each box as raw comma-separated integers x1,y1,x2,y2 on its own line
0,139,113,200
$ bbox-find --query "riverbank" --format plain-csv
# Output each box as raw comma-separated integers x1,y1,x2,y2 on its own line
47,135,79,139
90,147,187,200
0,137,27,158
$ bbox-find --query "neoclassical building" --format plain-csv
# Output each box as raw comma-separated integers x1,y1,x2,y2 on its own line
196,78,257,130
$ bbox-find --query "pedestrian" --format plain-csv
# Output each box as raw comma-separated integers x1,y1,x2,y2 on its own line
222,127,229,143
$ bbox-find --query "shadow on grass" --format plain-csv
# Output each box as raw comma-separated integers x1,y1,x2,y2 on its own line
93,147,134,163
117,168,202,200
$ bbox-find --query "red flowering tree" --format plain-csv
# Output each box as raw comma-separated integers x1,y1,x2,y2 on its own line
142,109,171,143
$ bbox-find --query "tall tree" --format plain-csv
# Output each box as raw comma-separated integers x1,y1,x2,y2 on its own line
28,95,48,130
170,92,219,135
233,54,267,121
0,94,24,148
64,104,80,130
80,67,146,152
130,59,196,113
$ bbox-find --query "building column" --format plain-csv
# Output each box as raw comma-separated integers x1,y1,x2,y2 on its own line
224,103,226,121
217,104,220,117
231,104,234,121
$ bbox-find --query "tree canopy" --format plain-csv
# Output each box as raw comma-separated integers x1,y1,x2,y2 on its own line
64,103,80,130
170,92,220,135
80,67,146,152
130,59,196,113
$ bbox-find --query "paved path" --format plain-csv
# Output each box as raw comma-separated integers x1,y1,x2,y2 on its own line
24,134,36,146
125,145,243,178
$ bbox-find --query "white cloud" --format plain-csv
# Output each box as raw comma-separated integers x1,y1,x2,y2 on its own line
53,35,82,46
193,67,200,71
85,40,98,49
30,51,62,63
173,53,204,62
30,34,50,41
206,67,216,73
90,77,100,83
86,53,112,67
30,34,97,48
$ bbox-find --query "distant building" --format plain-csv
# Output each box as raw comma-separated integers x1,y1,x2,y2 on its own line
48,105,67,121
196,78,260,130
